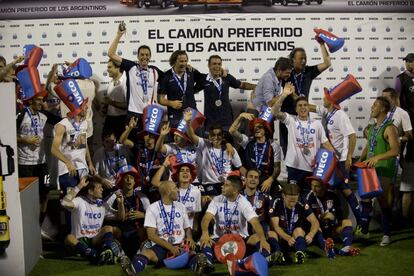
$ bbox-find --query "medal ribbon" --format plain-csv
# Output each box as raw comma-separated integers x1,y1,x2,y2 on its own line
172,69,188,96
283,204,296,235
293,72,304,96
224,195,240,231
69,118,81,144
369,118,389,155
209,74,223,100
254,142,268,169
25,107,40,135
178,186,192,205
159,201,175,236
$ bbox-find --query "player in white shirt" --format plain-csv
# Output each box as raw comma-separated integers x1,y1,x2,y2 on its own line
61,176,124,265
184,109,242,198
93,129,130,190
121,181,196,275
102,60,128,140
196,175,271,275
307,95,362,229
152,157,202,230
271,87,334,193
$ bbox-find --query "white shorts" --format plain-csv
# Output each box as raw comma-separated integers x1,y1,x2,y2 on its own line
400,162,414,192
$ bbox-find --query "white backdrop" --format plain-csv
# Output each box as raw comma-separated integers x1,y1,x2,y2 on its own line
1,13,413,155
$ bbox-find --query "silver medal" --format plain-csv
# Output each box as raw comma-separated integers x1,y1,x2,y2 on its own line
168,236,175,244
215,99,222,107
145,176,150,182
303,146,311,156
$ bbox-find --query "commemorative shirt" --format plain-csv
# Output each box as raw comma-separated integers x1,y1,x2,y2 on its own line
120,59,162,114
178,184,202,227
144,200,190,245
283,114,328,172
316,106,355,162
69,196,111,239
93,144,130,185
206,194,258,239
197,138,242,185
269,198,313,234
17,109,47,165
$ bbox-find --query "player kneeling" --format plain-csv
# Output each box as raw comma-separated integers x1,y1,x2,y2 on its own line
61,176,124,265
269,183,320,264
306,179,360,256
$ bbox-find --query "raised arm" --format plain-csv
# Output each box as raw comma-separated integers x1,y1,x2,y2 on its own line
271,82,295,121
61,176,89,210
316,41,332,73
184,109,200,145
154,122,170,154
119,117,137,149
108,25,126,65
229,112,255,144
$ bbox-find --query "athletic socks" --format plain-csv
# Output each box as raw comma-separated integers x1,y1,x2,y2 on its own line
74,242,97,261
132,254,149,273
255,241,271,258
295,236,306,252
315,231,326,250
346,193,362,224
201,246,214,263
381,206,392,236
101,232,114,250
360,201,373,234
342,226,354,247
268,237,281,252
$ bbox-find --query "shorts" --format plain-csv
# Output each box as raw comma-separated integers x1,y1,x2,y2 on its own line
400,161,414,192
149,243,181,262
18,163,49,196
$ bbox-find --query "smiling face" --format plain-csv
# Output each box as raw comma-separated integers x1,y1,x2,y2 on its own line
208,128,223,148
107,61,120,79
296,99,309,120
253,123,266,139
89,183,103,199
30,96,44,112
174,54,188,74
292,50,307,71
370,99,384,119
208,57,222,78
245,170,260,190
138,48,151,68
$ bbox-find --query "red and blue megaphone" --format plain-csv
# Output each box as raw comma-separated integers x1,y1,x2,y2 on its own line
63,58,93,79
23,44,43,67
171,108,205,141
306,148,338,186
163,250,190,270
141,105,164,136
16,66,47,102
314,29,345,53
353,162,383,199
226,252,268,276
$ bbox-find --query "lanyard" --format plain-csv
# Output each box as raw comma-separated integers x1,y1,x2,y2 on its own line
315,194,326,214
209,74,223,99
325,109,337,127
293,72,304,96
159,201,175,236
172,69,188,96
210,147,225,176
144,148,156,176
297,118,311,147
69,118,82,144
178,186,191,205
104,146,121,177
254,142,268,169
386,106,396,123
224,195,240,231
244,190,259,211
282,204,296,235
25,107,40,135
369,118,389,154
138,68,148,96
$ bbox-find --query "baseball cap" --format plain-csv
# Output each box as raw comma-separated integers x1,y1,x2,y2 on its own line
403,53,414,62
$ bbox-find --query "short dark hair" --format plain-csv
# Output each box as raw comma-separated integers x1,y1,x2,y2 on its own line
274,57,293,71
282,183,300,195
295,96,308,107
79,176,99,196
376,96,391,113
289,47,306,60
169,50,188,67
138,45,151,56
246,168,261,177
382,87,398,99
227,175,242,192
209,124,223,134
208,55,222,65
101,128,115,141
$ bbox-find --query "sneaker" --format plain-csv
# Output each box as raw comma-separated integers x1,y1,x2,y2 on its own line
339,246,361,256
354,225,370,240
194,253,214,276
380,235,391,247
294,251,305,264
324,238,335,259
267,251,285,265
120,255,136,276
98,248,114,265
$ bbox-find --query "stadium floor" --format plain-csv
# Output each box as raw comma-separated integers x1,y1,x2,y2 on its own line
30,227,414,276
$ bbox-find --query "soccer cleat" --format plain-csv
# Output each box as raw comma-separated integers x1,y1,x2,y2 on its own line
98,248,114,265
324,238,335,259
294,251,306,264
354,225,370,240
380,235,391,247
194,253,215,276
120,255,136,276
339,246,361,256
267,251,285,266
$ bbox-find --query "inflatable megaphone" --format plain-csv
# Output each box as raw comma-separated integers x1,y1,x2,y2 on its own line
226,252,268,276
314,29,345,53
